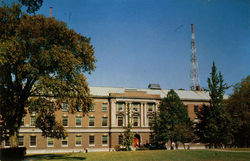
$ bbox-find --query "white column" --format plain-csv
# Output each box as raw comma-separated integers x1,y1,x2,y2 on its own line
143,103,146,126
125,102,128,126
129,102,132,124
140,103,143,127
155,103,158,112
111,100,116,127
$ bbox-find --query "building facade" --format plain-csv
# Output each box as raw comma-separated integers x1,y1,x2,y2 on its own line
1,86,211,153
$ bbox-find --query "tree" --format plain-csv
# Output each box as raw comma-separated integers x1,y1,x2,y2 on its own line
226,76,250,147
196,62,231,148
122,104,134,151
18,0,43,14
0,3,96,147
151,89,194,149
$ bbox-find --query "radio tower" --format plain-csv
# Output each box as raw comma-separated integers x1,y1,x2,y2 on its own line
190,24,200,91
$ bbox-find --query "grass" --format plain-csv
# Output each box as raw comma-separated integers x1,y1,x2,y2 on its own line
25,149,250,161
223,148,250,151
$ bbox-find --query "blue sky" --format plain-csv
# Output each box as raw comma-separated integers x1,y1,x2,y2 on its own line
5,0,250,94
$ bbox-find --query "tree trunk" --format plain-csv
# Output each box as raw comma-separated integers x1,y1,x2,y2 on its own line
10,131,18,147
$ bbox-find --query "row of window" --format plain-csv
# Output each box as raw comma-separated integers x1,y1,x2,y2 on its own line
48,103,199,114
62,103,155,113
62,103,108,112
22,115,153,127
62,116,108,127
117,103,154,112
4,135,108,147
117,116,153,127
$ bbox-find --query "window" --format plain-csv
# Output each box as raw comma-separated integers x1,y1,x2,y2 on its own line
30,116,36,126
133,104,139,112
47,137,54,147
102,117,108,126
62,116,68,126
102,136,108,145
89,136,95,145
194,118,199,123
5,138,10,147
148,104,153,112
185,105,188,109
117,103,123,112
21,117,24,126
148,116,153,126
118,135,123,145
102,103,108,112
77,106,82,112
62,137,68,146
133,117,138,127
62,103,68,112
18,136,24,147
75,136,82,146
30,136,36,147
76,116,82,126
90,104,95,112
194,105,198,113
89,117,95,126
118,117,123,126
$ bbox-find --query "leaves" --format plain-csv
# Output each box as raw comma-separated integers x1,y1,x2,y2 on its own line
0,3,96,143
196,62,231,147
151,90,194,146
226,75,250,147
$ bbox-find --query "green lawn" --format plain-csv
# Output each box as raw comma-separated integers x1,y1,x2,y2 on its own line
26,150,250,161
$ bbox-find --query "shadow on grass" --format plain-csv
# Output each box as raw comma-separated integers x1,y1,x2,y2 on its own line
24,154,86,161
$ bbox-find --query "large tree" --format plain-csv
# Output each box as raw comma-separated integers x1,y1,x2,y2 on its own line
0,3,96,147
226,76,250,147
196,62,231,148
151,89,194,149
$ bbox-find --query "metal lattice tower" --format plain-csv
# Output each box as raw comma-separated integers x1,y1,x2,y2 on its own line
190,24,200,91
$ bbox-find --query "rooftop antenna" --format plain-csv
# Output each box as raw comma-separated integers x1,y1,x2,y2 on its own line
190,24,200,91
50,7,53,17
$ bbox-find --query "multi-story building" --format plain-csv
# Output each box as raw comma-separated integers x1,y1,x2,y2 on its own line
1,85,211,153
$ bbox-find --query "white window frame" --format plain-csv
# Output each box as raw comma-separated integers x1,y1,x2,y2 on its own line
89,117,95,127
62,103,68,112
61,137,68,147
75,136,82,146
30,116,36,127
102,103,108,112
118,116,123,127
117,103,123,112
47,137,54,147
102,135,108,146
102,117,108,126
133,117,139,127
133,103,139,112
62,116,68,127
89,135,95,146
75,116,82,127
30,136,36,147
18,136,24,147
90,104,95,112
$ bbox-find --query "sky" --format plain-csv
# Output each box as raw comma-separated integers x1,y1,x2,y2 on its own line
4,0,250,94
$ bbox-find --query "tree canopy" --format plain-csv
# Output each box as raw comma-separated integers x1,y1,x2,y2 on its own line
0,3,96,146
226,75,250,147
18,0,43,14
196,62,231,148
151,89,194,148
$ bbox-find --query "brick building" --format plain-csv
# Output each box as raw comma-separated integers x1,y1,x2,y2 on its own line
2,85,211,153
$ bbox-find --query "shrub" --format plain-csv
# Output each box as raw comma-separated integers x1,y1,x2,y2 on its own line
0,147,26,161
